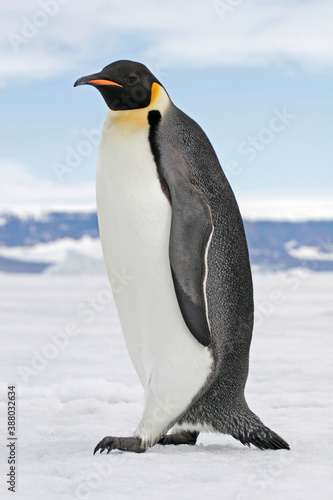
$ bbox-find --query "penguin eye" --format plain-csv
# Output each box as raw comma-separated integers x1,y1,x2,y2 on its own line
126,74,138,85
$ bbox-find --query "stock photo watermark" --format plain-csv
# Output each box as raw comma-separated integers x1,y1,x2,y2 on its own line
61,462,114,500
225,106,296,177
6,385,17,493
213,0,245,21
7,0,71,53
253,237,326,329
52,121,103,182
236,439,299,499
254,265,313,327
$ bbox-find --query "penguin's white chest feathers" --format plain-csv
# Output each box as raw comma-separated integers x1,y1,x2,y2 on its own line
96,99,212,423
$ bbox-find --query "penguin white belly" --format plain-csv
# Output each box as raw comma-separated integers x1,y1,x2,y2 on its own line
96,112,213,437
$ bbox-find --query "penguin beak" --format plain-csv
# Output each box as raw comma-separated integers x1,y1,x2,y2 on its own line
74,74,122,88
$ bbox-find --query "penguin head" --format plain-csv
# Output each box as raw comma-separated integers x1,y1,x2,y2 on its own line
74,60,162,111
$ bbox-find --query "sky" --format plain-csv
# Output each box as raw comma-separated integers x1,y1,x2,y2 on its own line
0,0,333,218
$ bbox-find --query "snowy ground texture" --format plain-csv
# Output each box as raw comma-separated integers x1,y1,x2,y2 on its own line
0,270,332,500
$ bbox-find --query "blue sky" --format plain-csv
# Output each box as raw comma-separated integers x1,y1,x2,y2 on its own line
1,0,332,218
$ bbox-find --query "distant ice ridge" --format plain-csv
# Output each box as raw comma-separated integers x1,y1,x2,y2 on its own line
0,204,97,220
44,235,105,274
1,208,333,273
46,248,106,274
1,196,333,221
0,235,103,263
285,240,333,261
0,235,106,274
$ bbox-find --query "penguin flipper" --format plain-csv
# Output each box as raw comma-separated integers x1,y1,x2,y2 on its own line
148,109,216,348
166,151,213,347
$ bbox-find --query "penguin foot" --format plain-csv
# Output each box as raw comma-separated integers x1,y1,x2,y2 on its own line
158,431,199,446
93,436,146,454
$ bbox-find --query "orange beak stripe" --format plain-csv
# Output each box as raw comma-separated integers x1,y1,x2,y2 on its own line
88,79,122,86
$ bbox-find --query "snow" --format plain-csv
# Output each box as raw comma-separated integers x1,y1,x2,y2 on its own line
237,197,333,221
0,270,332,499
0,205,97,220
0,236,103,264
45,250,106,275
285,241,333,261
0,235,106,274
2,196,333,222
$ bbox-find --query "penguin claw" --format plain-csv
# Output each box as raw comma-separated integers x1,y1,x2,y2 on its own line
93,436,145,454
93,436,113,455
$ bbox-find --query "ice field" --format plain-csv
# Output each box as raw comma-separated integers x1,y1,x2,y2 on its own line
0,270,332,499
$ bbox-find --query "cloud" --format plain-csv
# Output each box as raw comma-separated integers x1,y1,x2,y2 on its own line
1,0,333,85
0,159,96,213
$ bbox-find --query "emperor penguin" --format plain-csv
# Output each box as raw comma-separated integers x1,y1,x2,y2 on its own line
74,60,289,453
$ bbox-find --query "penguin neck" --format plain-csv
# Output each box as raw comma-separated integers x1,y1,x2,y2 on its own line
103,83,170,131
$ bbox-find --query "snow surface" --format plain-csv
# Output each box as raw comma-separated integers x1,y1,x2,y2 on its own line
0,271,332,499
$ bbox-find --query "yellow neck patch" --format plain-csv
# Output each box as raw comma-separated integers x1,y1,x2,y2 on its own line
104,83,170,129
150,81,160,106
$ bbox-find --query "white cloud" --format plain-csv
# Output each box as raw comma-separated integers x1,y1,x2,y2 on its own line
0,159,96,214
1,0,333,84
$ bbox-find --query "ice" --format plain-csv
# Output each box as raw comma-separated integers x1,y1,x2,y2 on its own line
238,197,333,221
0,236,105,274
285,242,333,261
0,271,332,499
0,236,103,264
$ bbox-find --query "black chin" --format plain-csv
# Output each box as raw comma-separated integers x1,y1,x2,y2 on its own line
95,86,126,110
98,85,151,111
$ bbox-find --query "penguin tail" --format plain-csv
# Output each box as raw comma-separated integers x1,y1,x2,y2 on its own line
234,424,290,450
226,407,290,450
